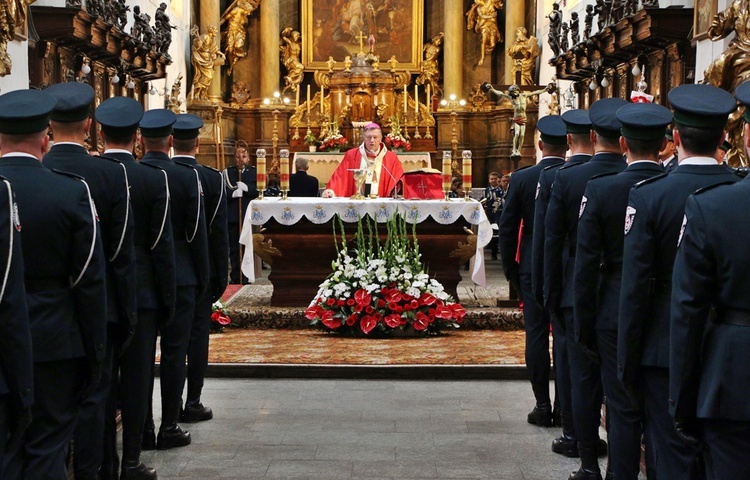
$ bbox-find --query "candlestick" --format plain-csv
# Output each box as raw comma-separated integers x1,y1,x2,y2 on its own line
256,149,267,194
442,151,452,193
306,85,311,120
403,84,408,115
426,84,431,113
295,88,300,107
414,85,419,117
320,85,325,115
279,149,290,191
462,150,472,200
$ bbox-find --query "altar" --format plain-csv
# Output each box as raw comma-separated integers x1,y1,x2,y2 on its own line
239,198,492,307
292,151,432,188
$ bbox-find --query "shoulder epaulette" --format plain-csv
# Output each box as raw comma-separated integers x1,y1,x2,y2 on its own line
693,180,736,196
201,165,220,173
632,173,668,189
97,155,124,165
590,171,618,181
733,168,748,179
542,163,561,172
174,161,198,170
512,164,533,174
139,161,165,171
558,161,584,171
50,169,85,181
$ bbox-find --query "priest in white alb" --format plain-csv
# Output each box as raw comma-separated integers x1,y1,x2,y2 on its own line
322,122,404,198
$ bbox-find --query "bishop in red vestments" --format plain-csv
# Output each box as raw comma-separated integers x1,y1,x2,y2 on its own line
322,123,404,198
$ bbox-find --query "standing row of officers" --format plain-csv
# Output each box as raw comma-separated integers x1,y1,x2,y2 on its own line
498,82,750,480
0,82,237,480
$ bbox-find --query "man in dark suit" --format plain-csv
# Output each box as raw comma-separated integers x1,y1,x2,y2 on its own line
0,177,33,475
95,97,176,479
659,128,677,172
669,80,750,480
544,98,628,479
532,108,593,455
498,115,566,430
223,145,258,283
289,157,320,197
172,114,228,423
140,110,209,450
618,84,742,480
0,88,106,480
573,103,671,479
44,81,137,480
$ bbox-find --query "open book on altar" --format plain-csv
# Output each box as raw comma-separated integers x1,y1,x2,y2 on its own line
399,167,443,200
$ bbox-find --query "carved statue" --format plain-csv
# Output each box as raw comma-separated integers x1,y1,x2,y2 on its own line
87,0,103,17
167,74,183,114
220,0,260,75
154,2,177,58
113,0,129,31
326,56,336,72
560,22,569,52
595,0,609,32
482,82,554,157
280,27,304,94
0,0,35,75
415,32,444,97
344,55,352,72
584,5,594,40
547,3,562,57
466,0,503,66
570,12,580,44
704,0,750,166
131,6,156,49
506,27,540,86
191,26,226,100
388,55,399,72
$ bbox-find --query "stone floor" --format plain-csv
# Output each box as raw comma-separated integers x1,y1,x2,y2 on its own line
143,378,616,480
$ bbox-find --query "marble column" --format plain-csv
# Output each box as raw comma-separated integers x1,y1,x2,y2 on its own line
504,0,526,84
444,0,464,99
200,0,222,102
260,1,281,100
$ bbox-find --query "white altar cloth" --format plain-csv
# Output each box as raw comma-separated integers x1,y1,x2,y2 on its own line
239,197,492,285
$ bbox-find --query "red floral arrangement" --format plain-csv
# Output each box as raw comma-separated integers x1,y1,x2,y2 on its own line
211,300,232,333
305,213,465,336
384,132,412,151
319,133,348,152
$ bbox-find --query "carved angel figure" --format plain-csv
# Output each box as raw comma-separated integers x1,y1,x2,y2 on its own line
415,32,443,97
280,27,304,94
220,0,260,75
466,0,503,66
506,27,540,86
191,26,226,100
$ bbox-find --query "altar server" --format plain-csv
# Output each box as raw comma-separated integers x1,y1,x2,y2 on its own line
0,88,106,480
223,144,258,284
618,84,741,480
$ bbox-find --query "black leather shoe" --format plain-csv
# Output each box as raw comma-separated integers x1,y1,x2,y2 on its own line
552,435,579,457
568,467,603,480
156,425,191,450
180,402,213,423
120,463,157,480
527,406,553,427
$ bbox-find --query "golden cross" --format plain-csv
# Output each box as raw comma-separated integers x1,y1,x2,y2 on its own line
357,31,367,53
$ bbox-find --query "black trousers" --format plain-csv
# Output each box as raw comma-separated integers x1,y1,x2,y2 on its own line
186,287,213,403
568,309,603,446
519,271,552,407
159,286,197,425
597,329,644,479
642,366,704,480
553,308,574,436
703,418,750,480
4,358,86,480
228,222,244,284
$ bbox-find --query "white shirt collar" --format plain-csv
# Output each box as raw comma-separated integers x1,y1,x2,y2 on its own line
1,152,38,159
52,141,84,147
680,156,719,166
629,160,659,165
103,148,133,155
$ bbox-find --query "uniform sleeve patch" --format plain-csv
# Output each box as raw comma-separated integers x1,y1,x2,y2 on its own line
535,182,540,200
578,196,587,218
624,206,636,235
677,214,687,247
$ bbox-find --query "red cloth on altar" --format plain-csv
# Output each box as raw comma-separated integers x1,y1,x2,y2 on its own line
400,169,443,199
325,144,404,197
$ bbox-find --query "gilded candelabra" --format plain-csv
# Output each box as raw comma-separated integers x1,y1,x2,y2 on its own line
440,95,466,176
271,109,280,175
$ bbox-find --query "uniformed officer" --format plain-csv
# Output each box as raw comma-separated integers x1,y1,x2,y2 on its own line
717,139,731,163
223,145,258,284
43,81,137,480
172,114,229,423
0,177,33,475
660,128,677,172
95,97,176,479
573,102,671,479
498,115,566,429
544,98,628,479
139,109,209,450
0,89,106,480
531,109,594,453
618,83,741,480
667,80,750,480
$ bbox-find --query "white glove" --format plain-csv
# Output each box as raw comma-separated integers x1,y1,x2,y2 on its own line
236,181,249,192
232,189,243,198
322,189,336,198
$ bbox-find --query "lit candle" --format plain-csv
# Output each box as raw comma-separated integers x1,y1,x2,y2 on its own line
462,151,472,192
279,149,290,190
306,84,311,119
320,85,325,115
442,151,452,192
256,149,266,191
414,85,419,116
403,84,408,114
426,84,431,113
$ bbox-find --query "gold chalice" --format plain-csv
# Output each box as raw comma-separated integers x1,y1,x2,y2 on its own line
350,169,367,200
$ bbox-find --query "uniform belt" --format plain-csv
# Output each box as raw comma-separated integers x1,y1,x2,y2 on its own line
649,278,672,295
26,278,68,293
716,308,750,327
600,263,622,275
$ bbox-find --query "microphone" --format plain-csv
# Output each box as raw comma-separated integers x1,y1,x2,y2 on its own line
381,160,401,199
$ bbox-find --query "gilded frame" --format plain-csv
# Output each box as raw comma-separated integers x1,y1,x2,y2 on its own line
693,0,717,41
302,0,423,72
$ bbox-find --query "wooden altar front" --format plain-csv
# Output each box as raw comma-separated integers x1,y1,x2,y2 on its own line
239,198,492,307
